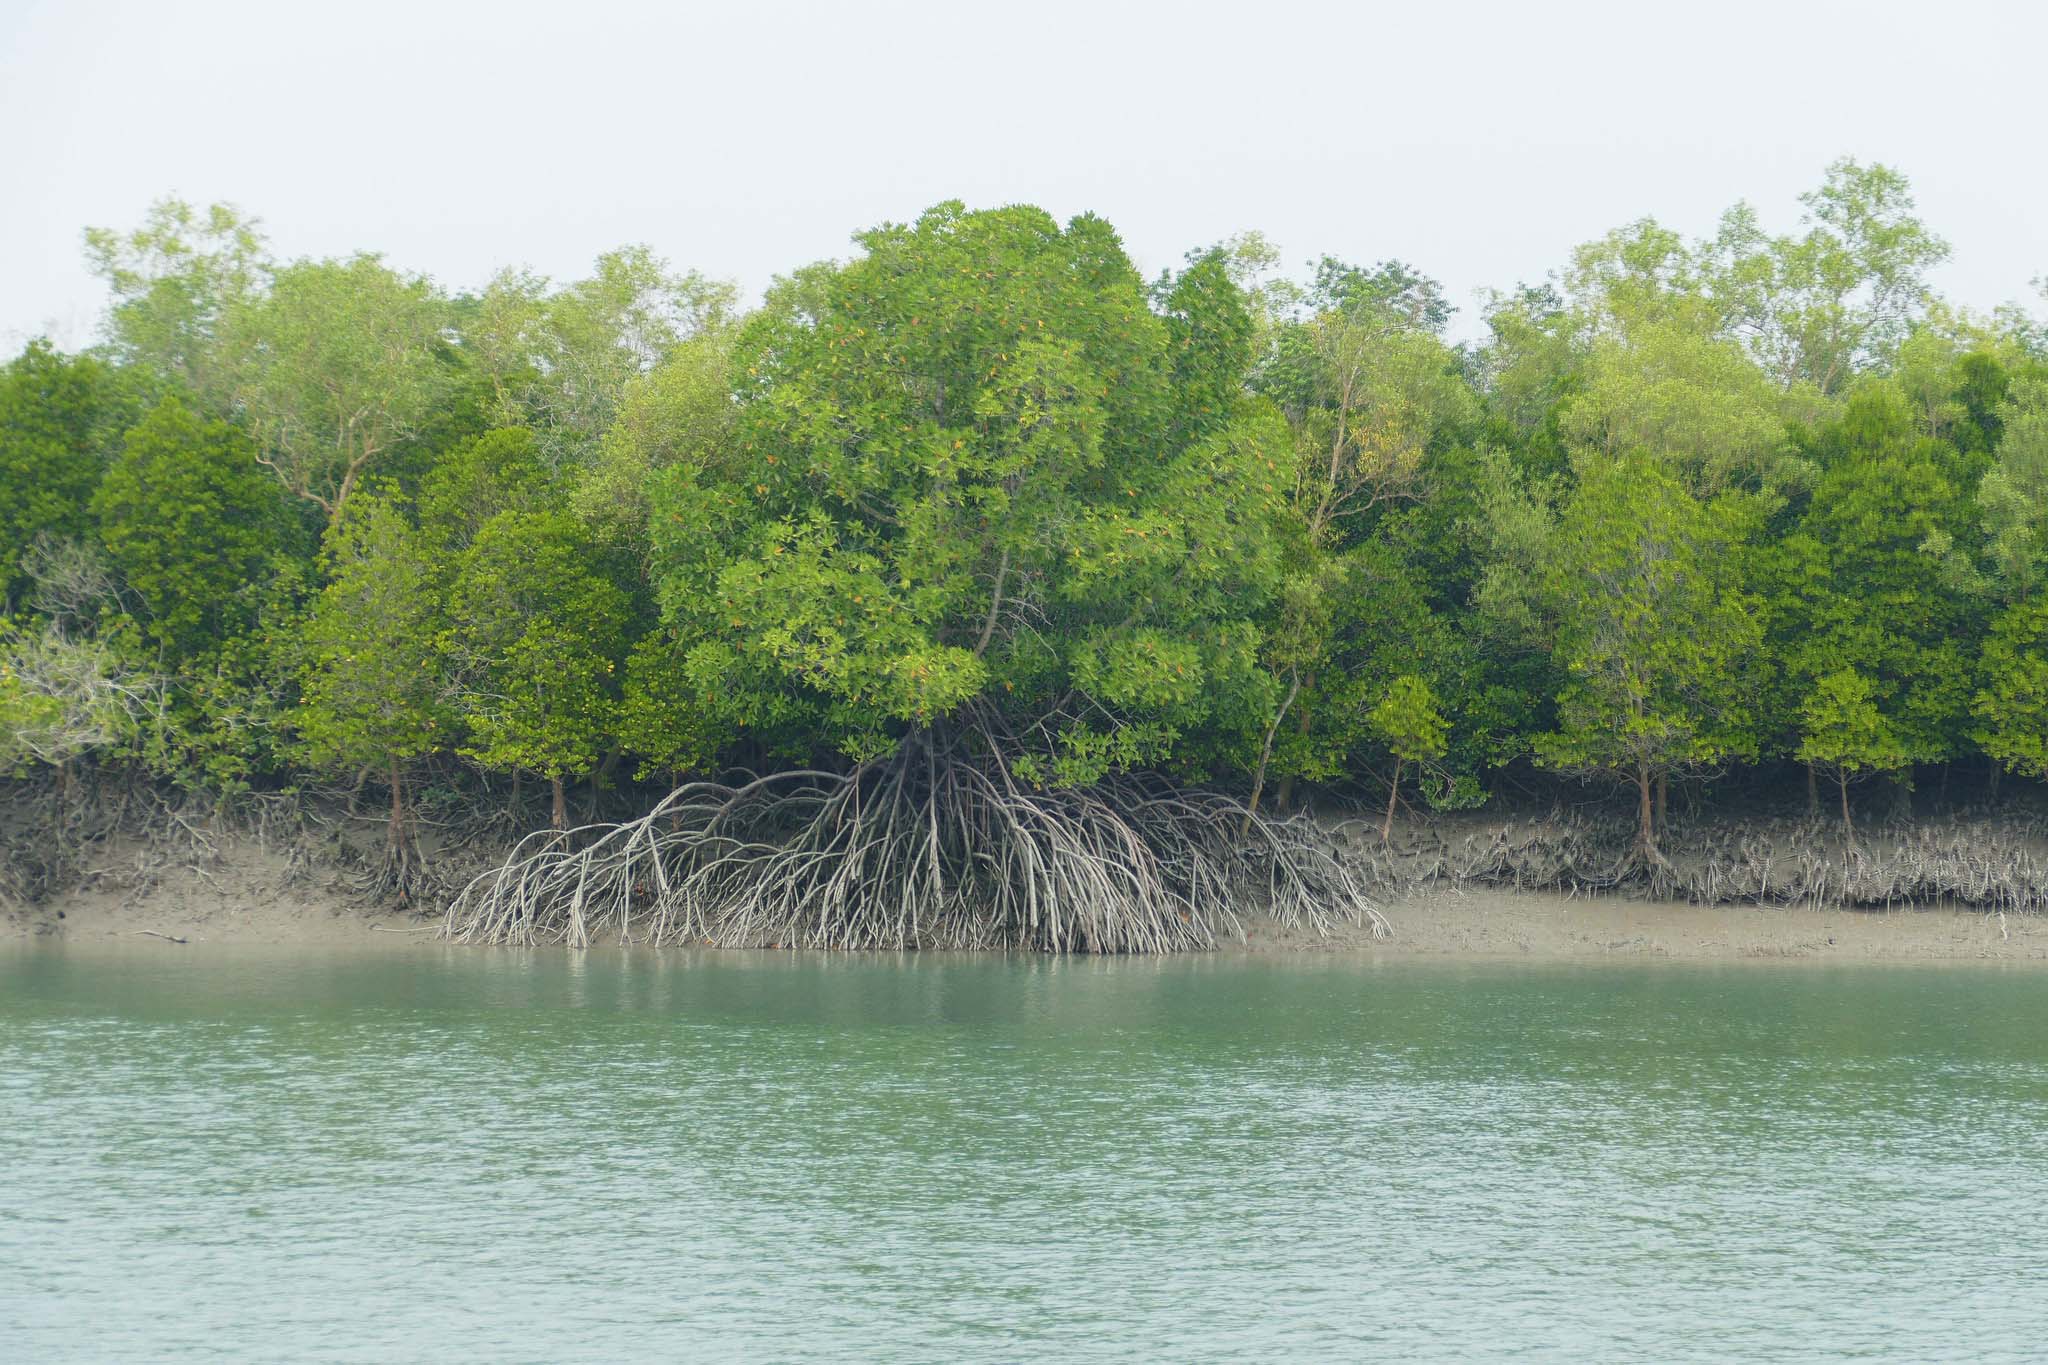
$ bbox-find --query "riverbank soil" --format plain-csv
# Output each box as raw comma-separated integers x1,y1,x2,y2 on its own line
2,831,421,946
5,790,2047,960
1244,886,2047,961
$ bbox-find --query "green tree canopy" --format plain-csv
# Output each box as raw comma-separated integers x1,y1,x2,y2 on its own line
1979,376,2048,600
1796,667,1907,835
1519,456,1765,862
92,397,287,660
1773,383,1983,767
469,246,737,470
216,254,456,515
0,342,123,603
293,492,450,888
83,197,269,393
1975,599,2048,780
447,509,629,826
1368,673,1449,838
647,201,1291,784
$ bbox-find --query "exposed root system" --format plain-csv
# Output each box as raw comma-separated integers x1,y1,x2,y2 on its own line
1352,806,2048,912
443,749,1389,951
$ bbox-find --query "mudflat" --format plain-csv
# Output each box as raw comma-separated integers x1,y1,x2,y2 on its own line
12,850,2043,962
1245,886,2048,962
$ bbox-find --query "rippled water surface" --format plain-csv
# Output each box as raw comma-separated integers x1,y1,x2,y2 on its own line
4,943,2047,1361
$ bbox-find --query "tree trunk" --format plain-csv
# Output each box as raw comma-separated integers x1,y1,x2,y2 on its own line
1242,674,1301,837
1382,757,1402,842
1273,692,1315,814
1838,769,1853,841
1635,764,1657,863
1273,772,1296,816
386,760,405,854
551,775,568,830
508,770,522,819
1806,761,1818,818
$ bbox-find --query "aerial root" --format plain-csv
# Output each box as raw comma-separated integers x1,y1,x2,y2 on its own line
441,754,1387,951
1414,806,2048,912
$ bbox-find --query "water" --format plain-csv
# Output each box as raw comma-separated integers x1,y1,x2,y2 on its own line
3,944,2046,1362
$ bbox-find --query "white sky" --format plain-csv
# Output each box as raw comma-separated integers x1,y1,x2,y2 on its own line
5,0,2042,352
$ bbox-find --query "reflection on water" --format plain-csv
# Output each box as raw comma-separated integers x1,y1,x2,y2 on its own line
3,943,2046,1361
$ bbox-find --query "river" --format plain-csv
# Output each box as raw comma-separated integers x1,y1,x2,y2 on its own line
4,942,2046,1361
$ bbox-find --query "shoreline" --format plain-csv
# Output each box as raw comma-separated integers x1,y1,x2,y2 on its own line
11,876,2045,963
1242,886,2048,963
10,802,2048,963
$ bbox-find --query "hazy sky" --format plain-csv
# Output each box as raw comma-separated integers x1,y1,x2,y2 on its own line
5,0,2042,352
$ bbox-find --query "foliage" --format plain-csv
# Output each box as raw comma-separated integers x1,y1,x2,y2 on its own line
0,342,123,602
1522,457,1765,853
576,329,739,550
0,617,163,776
1797,667,1906,779
648,201,1288,783
291,492,449,781
6,169,2047,868
1256,258,1475,544
1979,376,2048,599
1701,159,1950,392
446,510,629,802
215,255,456,514
1975,600,2048,779
83,197,268,392
92,397,288,660
1370,674,1449,766
1772,383,1983,765
470,247,736,470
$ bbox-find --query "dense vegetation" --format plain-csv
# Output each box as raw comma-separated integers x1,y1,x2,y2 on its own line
5,165,2047,941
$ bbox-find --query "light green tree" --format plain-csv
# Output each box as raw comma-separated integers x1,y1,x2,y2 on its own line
1525,457,1765,867
1974,600,2048,781
1796,668,1906,838
1258,258,1474,545
1559,315,1803,495
1701,159,1950,393
1979,377,2048,600
574,328,740,553
83,197,268,393
1368,674,1448,840
414,427,553,559
293,493,449,891
469,246,735,469
215,255,455,514
447,510,628,828
0,618,163,790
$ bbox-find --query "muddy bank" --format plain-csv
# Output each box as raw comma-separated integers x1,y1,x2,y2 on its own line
1335,802,2048,912
3,833,422,946
1245,886,2048,962
7,788,2048,961
13,848,2045,963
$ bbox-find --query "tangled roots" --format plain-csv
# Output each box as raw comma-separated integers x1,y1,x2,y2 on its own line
442,755,1387,952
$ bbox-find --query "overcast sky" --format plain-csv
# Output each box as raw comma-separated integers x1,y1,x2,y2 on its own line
5,0,2042,352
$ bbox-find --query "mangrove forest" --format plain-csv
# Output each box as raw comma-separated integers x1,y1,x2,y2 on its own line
6,162,2048,946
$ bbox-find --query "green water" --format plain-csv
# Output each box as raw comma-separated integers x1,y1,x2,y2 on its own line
3,944,2046,1361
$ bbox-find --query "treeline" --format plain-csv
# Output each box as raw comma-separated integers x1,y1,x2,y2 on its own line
5,163,2048,883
